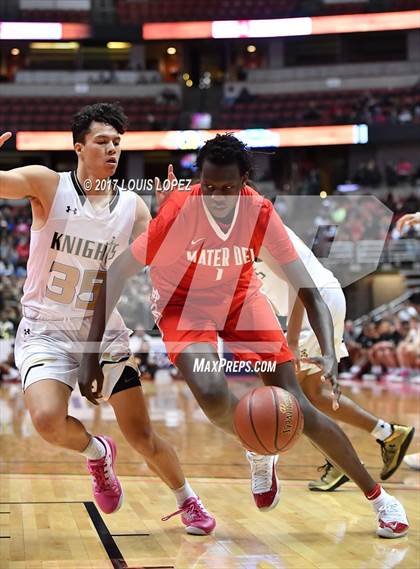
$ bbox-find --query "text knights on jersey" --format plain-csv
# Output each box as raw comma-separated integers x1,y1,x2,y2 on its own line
50,231,119,263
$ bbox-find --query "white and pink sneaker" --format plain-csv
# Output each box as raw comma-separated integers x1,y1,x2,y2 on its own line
162,496,216,535
87,436,123,514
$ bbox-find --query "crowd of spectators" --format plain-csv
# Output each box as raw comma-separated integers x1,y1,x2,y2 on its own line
277,189,420,255
343,160,420,242
341,304,420,381
219,87,420,129
352,159,420,189
0,204,30,338
281,158,420,248
353,90,420,126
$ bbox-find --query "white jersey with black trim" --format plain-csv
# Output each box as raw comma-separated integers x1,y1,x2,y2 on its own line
21,171,137,321
254,226,340,317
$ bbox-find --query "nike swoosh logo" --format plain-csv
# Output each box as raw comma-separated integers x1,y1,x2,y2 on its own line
191,238,205,245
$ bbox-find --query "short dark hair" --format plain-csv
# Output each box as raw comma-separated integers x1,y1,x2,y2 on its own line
196,133,252,176
72,102,128,144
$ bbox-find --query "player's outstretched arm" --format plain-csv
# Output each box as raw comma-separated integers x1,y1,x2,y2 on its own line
285,259,340,409
262,249,340,409
259,203,340,408
79,248,145,404
286,292,305,369
0,132,58,200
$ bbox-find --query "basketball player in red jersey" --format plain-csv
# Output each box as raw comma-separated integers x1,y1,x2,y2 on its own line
0,111,215,535
81,134,408,538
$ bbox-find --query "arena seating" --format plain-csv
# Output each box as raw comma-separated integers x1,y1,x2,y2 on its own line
117,0,418,23
216,87,420,129
2,87,418,133
15,0,420,25
117,0,298,23
0,97,181,132
20,9,90,22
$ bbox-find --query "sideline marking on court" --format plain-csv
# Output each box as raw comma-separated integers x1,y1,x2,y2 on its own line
84,501,175,569
84,501,128,569
0,500,171,569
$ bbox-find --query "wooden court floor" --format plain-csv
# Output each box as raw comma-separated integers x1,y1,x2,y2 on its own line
0,378,419,569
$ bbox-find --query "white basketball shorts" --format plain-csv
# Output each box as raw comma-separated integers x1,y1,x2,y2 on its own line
15,312,139,401
298,286,348,376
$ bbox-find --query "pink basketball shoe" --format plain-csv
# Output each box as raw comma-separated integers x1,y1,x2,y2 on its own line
87,436,123,514
162,496,216,535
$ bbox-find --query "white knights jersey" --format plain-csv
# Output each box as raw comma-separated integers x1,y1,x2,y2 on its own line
254,226,339,317
21,171,137,321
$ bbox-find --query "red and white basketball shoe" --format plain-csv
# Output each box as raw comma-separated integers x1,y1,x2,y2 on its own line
247,452,280,511
375,495,409,538
87,436,123,514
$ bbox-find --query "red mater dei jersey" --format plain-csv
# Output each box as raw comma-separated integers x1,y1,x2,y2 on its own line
130,184,297,312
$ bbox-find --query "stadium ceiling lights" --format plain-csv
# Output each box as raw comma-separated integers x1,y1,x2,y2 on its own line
16,125,368,151
107,42,132,49
143,10,420,40
30,42,80,50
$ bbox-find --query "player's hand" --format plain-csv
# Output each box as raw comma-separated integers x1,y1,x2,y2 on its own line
301,354,340,410
0,132,12,149
154,164,178,207
396,213,420,232
287,340,301,373
78,355,104,405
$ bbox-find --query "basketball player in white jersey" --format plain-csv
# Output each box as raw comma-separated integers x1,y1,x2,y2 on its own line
254,227,414,491
0,104,215,535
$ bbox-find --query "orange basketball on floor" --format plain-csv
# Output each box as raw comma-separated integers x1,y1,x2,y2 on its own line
234,386,304,455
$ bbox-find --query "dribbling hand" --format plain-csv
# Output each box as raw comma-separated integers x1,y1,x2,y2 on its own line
78,355,104,405
301,354,341,410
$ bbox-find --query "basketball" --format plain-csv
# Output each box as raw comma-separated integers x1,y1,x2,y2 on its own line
234,386,304,455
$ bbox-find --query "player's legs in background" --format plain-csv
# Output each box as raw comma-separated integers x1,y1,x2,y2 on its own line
300,369,414,486
301,370,378,431
110,384,216,535
110,384,186,488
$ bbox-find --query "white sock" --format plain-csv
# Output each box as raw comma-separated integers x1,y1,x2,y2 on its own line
369,486,390,511
174,480,197,507
82,436,106,460
371,420,393,441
